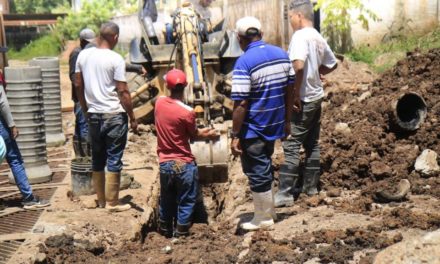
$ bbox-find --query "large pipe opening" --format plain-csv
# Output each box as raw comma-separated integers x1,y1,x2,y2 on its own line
394,92,427,131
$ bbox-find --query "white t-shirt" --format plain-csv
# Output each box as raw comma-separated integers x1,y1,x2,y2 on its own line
288,27,337,102
75,47,126,113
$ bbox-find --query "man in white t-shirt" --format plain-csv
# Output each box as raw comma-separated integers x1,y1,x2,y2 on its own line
75,22,138,212
275,0,337,207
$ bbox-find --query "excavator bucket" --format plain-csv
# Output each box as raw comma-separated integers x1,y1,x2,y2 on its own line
191,122,230,184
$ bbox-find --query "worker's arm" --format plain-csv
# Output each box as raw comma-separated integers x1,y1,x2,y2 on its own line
75,72,88,114
292,60,305,112
195,127,219,141
231,99,248,156
0,85,18,139
319,63,337,75
68,49,79,83
116,81,138,134
125,64,147,76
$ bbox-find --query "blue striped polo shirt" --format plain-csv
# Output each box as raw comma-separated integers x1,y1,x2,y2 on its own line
231,40,295,141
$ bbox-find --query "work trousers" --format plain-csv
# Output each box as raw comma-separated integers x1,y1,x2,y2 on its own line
73,102,88,141
283,98,322,176
0,119,33,200
88,113,128,172
240,138,275,193
159,161,198,226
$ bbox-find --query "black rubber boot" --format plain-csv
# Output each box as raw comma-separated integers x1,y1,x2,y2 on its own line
175,223,190,237
158,219,173,238
302,159,320,196
274,164,299,207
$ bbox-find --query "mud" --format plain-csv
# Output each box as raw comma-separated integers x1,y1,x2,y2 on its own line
40,49,440,263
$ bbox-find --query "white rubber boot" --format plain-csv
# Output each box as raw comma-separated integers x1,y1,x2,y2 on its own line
241,190,275,231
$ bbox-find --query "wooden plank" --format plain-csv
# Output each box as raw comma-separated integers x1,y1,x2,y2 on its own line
0,208,24,218
0,183,67,192
0,180,10,185
0,191,20,199
48,157,71,162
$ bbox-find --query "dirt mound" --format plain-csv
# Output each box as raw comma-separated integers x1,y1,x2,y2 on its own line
320,48,440,201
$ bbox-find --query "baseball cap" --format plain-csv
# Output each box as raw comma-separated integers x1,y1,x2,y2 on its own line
235,16,262,37
290,0,312,9
164,69,187,90
79,28,96,42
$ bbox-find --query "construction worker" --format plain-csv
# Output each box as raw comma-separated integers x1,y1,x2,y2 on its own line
0,77,50,209
69,28,95,157
155,69,219,237
230,17,295,230
274,0,337,207
75,22,138,212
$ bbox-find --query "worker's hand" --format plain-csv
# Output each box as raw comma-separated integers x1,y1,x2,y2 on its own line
282,121,291,141
293,96,301,113
10,126,19,140
140,66,148,77
130,119,139,134
207,129,220,141
231,138,242,157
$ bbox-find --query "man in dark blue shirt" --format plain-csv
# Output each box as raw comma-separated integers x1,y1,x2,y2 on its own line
231,16,295,231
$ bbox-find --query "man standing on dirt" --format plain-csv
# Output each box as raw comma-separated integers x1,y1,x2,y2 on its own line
69,28,95,157
75,22,138,212
230,17,295,230
274,0,338,207
0,74,50,209
155,69,219,237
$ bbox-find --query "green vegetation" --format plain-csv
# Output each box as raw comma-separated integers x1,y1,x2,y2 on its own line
315,0,378,53
347,27,440,72
8,34,61,60
10,0,69,14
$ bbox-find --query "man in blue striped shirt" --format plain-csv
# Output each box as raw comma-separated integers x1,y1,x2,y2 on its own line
231,16,295,231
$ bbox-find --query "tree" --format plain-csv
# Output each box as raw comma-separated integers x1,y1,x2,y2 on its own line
315,0,379,53
11,0,69,14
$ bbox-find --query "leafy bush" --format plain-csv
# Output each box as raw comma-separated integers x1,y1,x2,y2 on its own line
56,0,118,41
10,0,69,14
8,34,61,60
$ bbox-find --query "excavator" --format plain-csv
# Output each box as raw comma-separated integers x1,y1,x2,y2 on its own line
129,0,242,183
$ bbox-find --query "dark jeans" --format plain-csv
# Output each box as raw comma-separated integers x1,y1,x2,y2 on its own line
159,161,198,225
283,98,322,175
0,119,33,200
88,113,128,172
240,138,275,193
74,102,88,141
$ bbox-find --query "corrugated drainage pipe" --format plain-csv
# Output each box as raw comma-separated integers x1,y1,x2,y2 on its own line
393,92,427,131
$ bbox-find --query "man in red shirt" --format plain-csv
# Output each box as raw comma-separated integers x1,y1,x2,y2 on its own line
155,69,218,237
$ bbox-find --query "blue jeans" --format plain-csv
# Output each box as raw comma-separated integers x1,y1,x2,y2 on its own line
240,138,275,193
88,113,128,172
74,102,88,141
159,161,198,225
0,120,33,200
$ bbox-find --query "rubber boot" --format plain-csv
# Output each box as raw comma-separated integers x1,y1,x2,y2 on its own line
80,140,91,157
73,137,81,158
92,171,105,208
240,190,275,231
274,164,298,208
302,158,320,196
105,171,131,212
159,219,173,238
175,223,190,237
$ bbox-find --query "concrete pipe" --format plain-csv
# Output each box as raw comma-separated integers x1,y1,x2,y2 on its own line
393,92,427,131
5,66,53,184
29,57,66,147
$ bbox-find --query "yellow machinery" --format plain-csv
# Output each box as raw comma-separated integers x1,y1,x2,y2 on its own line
129,1,242,183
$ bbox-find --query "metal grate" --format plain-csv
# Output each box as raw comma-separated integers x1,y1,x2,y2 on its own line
0,240,23,264
0,210,43,235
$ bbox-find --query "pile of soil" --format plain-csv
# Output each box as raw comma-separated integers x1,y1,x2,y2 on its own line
320,48,440,200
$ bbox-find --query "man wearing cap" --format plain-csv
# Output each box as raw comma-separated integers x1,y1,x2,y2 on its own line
0,80,50,209
274,0,337,207
155,69,219,237
75,22,138,212
231,16,295,230
69,28,96,157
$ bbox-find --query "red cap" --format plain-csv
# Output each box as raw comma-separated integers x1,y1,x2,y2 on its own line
164,69,187,90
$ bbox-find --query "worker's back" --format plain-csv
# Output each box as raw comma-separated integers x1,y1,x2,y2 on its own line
155,96,196,163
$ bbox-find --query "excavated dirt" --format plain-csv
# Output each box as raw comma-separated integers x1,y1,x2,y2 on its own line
39,50,440,263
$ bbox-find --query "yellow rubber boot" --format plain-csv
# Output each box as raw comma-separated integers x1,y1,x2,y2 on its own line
105,171,131,212
92,171,106,208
